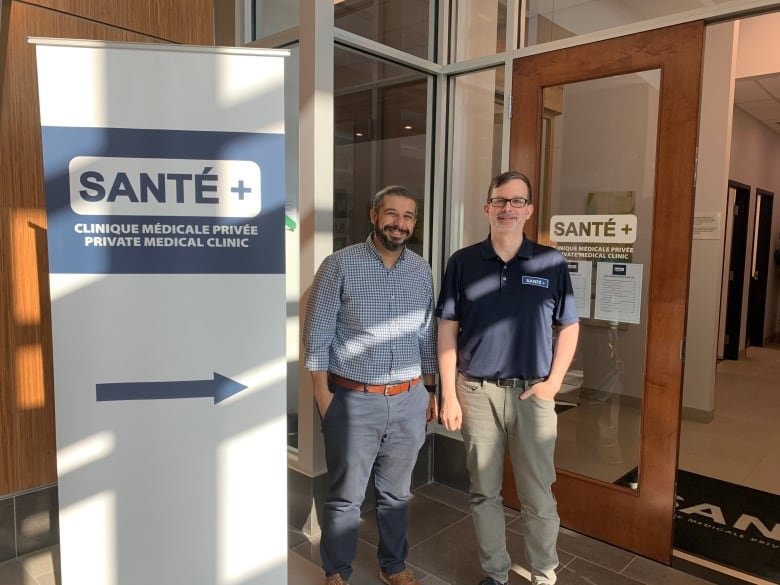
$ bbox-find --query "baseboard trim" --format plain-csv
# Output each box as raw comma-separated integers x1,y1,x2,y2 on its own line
681,405,715,422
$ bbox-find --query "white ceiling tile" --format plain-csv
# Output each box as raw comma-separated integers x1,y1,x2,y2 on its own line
734,79,771,103
738,99,780,120
755,74,780,99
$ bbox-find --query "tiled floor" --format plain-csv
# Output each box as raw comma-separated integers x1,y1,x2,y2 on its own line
290,482,720,585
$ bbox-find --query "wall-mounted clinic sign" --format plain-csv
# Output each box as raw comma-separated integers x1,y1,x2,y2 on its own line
33,38,288,585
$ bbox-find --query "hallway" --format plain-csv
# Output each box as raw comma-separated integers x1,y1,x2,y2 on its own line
679,344,780,495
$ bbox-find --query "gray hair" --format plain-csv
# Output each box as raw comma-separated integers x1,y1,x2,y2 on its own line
372,185,417,215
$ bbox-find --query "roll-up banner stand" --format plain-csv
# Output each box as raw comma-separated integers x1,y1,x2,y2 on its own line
31,38,288,585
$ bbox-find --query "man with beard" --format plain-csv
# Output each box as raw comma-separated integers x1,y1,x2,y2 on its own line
304,185,438,585
436,171,579,585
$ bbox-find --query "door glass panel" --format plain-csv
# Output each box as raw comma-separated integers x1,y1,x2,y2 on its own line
540,70,660,490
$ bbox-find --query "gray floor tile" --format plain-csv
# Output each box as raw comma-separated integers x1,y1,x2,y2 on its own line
292,533,429,585
17,546,58,579
14,488,58,558
556,557,642,584
419,575,451,585
413,483,472,514
289,528,311,550
0,499,14,564
359,493,467,548
31,573,58,585
554,527,635,573
289,549,325,585
406,513,573,585
0,560,28,585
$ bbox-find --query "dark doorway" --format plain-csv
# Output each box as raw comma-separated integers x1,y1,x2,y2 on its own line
722,182,750,360
747,190,774,348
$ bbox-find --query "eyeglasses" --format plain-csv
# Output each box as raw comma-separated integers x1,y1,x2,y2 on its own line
488,197,530,208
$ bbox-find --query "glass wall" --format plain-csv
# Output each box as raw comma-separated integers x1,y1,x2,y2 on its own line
525,0,734,45
253,0,299,39
334,0,435,60
333,46,432,255
450,0,507,62
449,67,504,248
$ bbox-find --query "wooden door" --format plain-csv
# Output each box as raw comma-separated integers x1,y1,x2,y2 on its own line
504,22,704,562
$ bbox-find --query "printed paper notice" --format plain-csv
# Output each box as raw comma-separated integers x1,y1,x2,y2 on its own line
594,262,642,324
693,212,721,240
566,260,592,319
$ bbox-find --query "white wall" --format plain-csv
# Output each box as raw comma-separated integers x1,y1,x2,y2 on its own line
682,22,738,416
734,12,780,78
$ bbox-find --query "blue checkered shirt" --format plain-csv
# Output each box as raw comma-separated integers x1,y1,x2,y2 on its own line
304,235,438,383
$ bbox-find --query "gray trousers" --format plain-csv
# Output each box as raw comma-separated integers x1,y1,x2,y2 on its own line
457,373,559,585
320,381,429,581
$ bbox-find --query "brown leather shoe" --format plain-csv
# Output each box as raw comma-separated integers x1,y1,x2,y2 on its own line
380,568,421,585
324,573,348,585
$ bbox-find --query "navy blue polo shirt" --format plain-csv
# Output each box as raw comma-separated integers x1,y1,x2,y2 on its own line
436,237,578,379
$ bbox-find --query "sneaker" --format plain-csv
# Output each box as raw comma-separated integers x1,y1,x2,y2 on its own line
324,573,348,585
380,568,421,585
478,578,506,585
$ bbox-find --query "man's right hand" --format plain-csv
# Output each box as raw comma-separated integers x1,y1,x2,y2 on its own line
315,391,334,418
311,371,333,418
439,395,462,431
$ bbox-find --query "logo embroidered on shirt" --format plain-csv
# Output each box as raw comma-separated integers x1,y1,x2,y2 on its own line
522,275,549,288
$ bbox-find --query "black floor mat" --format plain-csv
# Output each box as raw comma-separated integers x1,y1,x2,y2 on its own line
675,470,779,582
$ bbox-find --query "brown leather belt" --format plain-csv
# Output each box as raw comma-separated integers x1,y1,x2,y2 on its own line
328,373,421,396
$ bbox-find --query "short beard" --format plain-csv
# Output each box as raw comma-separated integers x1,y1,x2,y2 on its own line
374,227,408,252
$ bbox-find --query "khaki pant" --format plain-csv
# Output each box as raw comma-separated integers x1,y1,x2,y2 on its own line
457,373,559,585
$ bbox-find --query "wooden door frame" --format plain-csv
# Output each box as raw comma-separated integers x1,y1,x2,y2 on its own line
505,22,705,562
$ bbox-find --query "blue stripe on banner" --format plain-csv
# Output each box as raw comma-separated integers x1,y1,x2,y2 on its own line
41,127,285,274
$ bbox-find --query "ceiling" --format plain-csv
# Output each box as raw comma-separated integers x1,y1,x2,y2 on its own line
734,74,780,136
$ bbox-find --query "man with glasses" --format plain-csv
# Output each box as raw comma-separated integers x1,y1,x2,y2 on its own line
304,185,438,585
436,170,579,585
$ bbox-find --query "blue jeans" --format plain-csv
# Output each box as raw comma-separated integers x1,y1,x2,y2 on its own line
320,380,428,580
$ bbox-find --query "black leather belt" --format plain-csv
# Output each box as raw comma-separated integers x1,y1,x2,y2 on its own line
462,373,544,390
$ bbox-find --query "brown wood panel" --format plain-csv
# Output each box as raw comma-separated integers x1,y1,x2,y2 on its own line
505,21,704,562
0,1,169,496
21,0,214,45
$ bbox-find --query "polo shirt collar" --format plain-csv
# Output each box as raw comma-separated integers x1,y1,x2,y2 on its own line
480,235,534,261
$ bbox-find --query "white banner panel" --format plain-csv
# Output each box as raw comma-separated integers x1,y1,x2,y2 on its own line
33,39,288,585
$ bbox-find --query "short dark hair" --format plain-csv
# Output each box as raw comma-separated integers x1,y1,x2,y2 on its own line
487,171,533,203
372,185,418,215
